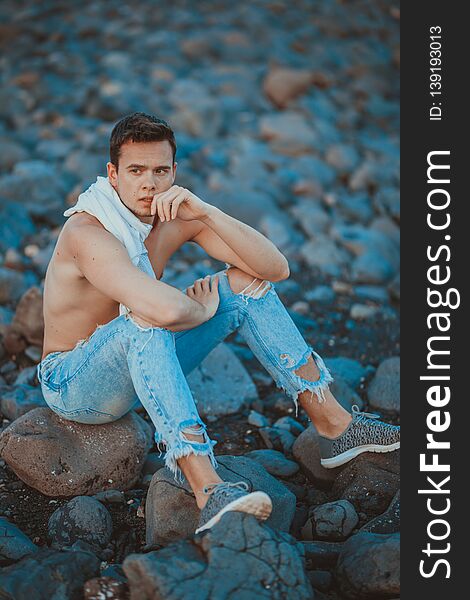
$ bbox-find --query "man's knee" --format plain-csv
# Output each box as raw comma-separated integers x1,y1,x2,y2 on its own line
225,267,272,299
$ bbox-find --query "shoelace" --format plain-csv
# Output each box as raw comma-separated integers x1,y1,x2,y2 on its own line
351,404,381,420
202,481,249,496
351,404,397,431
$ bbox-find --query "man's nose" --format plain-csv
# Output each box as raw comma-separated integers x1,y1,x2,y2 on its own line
143,174,157,193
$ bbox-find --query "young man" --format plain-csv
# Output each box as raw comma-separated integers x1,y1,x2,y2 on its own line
37,112,400,534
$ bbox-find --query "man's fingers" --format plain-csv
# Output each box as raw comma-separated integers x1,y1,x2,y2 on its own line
192,275,211,293
156,197,164,222
193,278,203,292
154,188,177,221
211,275,219,292
170,194,184,219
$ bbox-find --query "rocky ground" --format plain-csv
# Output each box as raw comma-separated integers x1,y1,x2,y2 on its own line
0,0,400,598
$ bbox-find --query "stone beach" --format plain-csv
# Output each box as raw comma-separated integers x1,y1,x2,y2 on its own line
0,1,399,598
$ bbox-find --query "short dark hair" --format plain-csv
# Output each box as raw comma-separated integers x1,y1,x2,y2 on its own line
109,112,177,171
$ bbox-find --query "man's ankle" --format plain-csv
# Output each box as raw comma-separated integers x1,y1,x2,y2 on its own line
315,413,353,439
194,480,224,509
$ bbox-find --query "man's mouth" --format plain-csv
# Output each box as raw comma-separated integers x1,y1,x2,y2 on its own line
140,197,153,202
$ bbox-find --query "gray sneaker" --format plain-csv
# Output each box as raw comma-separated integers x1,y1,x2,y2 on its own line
319,405,400,469
195,481,273,534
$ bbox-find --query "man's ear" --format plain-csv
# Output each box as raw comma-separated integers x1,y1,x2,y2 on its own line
172,161,177,183
107,161,118,185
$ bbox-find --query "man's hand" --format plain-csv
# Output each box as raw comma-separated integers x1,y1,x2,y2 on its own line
185,274,220,320
151,185,212,222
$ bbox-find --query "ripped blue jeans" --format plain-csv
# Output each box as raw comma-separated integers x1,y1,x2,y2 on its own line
37,267,333,483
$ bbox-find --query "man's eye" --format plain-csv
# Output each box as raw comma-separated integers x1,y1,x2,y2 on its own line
131,169,140,174
155,169,166,175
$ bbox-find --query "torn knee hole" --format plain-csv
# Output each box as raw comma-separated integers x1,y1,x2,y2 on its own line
225,268,272,300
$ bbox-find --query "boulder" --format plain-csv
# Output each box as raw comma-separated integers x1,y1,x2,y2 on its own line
299,540,344,570
48,496,113,549
0,546,100,599
272,416,305,437
301,500,358,541
367,357,400,412
330,451,400,520
145,455,296,545
0,408,153,497
292,424,344,488
258,426,296,454
187,343,258,422
125,512,313,599
335,531,400,598
245,449,299,477
0,517,38,566
360,490,400,534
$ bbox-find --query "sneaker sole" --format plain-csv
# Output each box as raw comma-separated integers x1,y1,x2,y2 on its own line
195,491,273,534
320,441,400,469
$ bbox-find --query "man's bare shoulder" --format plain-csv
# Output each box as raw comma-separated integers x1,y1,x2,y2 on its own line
64,212,106,233
64,212,119,248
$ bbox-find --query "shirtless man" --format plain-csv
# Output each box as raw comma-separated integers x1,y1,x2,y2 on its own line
38,112,400,533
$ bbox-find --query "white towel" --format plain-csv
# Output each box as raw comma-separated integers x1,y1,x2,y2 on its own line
63,175,156,316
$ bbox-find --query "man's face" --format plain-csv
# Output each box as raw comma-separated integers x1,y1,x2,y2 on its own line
107,140,177,224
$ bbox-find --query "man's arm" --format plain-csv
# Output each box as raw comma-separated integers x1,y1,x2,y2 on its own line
69,224,215,331
191,206,290,282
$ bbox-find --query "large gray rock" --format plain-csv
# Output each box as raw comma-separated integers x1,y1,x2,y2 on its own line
187,344,258,422
0,546,100,599
0,517,38,566
292,424,344,489
273,416,305,437
360,490,400,534
0,408,153,497
245,449,299,477
300,540,344,570
48,496,113,550
145,455,296,545
125,512,313,600
301,500,358,541
335,531,400,599
258,426,296,454
330,452,400,520
368,357,400,412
